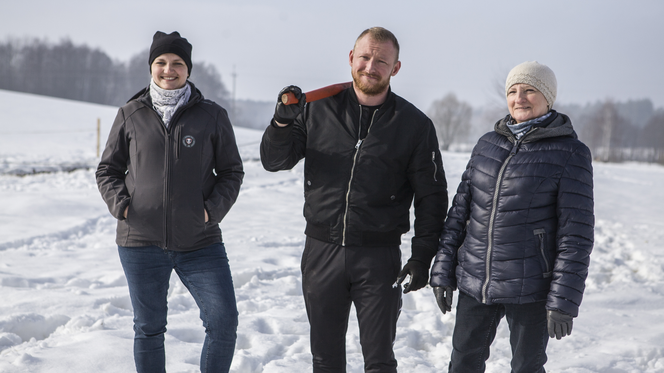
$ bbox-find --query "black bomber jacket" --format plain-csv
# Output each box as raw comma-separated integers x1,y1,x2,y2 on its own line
260,87,448,262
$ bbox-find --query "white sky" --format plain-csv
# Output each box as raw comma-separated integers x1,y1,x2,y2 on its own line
2,0,663,112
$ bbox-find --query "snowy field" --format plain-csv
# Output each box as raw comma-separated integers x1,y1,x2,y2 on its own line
0,89,663,372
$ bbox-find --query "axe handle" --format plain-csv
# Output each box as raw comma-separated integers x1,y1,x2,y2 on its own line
281,82,352,105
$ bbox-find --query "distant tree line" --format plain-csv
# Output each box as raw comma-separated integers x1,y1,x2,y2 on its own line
0,37,230,108
429,91,664,164
3,38,663,163
559,100,664,164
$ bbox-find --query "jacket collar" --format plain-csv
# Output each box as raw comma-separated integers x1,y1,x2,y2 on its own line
347,84,396,109
495,110,577,143
129,80,203,106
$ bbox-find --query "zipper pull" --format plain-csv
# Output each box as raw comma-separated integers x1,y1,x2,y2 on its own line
431,151,438,182
510,141,519,156
355,139,363,149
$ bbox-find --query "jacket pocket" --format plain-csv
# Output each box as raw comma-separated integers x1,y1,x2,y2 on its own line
534,228,552,278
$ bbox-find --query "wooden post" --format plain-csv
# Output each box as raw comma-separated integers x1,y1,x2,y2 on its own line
97,118,101,158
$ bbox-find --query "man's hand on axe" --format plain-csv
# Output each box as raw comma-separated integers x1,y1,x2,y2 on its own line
273,82,353,127
273,85,305,127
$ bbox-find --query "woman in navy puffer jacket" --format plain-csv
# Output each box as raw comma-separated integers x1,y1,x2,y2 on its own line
430,61,594,373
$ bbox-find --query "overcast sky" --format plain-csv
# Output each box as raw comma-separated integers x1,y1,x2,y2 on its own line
2,0,663,112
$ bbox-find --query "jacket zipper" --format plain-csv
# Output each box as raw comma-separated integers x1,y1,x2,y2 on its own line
162,111,187,249
143,107,172,250
161,110,187,250
175,125,182,160
163,129,171,250
481,129,536,303
432,151,438,182
342,106,378,246
534,228,552,277
142,93,195,250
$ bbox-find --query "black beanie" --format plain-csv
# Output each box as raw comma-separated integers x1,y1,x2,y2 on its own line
149,31,193,75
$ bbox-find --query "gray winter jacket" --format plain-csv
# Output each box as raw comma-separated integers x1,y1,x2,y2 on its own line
430,111,594,317
96,82,243,251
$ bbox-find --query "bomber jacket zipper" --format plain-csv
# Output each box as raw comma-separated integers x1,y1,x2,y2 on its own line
481,128,536,303
432,152,438,182
342,106,378,246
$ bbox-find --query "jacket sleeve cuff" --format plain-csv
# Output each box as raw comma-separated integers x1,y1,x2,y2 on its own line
408,244,437,266
270,118,293,129
266,119,294,142
115,199,130,221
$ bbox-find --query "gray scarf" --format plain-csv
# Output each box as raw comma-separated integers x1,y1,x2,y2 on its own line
506,111,553,139
149,79,191,127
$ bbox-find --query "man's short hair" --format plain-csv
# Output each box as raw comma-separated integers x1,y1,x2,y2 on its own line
354,27,400,61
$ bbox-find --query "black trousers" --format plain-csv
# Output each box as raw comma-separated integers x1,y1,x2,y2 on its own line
301,237,402,373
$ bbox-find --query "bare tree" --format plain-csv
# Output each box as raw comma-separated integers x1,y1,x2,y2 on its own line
638,111,664,164
428,93,472,151
581,101,636,162
640,112,664,147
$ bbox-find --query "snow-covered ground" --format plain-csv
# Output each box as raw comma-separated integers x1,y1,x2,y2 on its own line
0,89,663,372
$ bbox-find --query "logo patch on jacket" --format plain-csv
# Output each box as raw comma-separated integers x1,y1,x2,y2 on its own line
183,135,196,148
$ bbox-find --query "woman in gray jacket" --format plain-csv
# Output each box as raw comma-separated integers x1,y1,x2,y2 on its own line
96,31,243,373
430,61,594,373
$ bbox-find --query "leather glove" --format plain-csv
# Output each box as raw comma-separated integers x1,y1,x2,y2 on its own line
547,310,573,340
273,85,305,125
396,260,429,294
433,286,454,314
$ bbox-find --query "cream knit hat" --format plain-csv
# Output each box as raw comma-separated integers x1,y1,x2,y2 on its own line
505,61,557,108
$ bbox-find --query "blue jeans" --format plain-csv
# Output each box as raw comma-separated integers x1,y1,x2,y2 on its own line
118,243,238,373
449,291,549,373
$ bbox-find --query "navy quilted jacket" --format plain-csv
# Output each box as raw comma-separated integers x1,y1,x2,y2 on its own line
430,111,594,317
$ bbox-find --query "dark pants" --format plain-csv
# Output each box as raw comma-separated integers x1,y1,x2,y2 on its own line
118,243,238,373
449,291,549,373
301,237,402,373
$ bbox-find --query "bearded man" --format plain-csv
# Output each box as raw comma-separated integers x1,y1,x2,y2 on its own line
260,27,448,373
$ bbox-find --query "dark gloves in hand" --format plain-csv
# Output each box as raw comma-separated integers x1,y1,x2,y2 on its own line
547,310,573,340
396,260,429,294
273,85,305,125
433,286,454,314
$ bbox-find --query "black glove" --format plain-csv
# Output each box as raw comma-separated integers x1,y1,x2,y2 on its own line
273,85,305,125
547,310,573,340
433,286,454,314
396,260,429,294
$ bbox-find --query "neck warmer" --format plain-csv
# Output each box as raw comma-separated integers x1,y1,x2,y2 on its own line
149,79,191,127
507,111,553,139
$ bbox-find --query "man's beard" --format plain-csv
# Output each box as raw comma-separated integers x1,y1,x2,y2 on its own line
352,70,390,96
